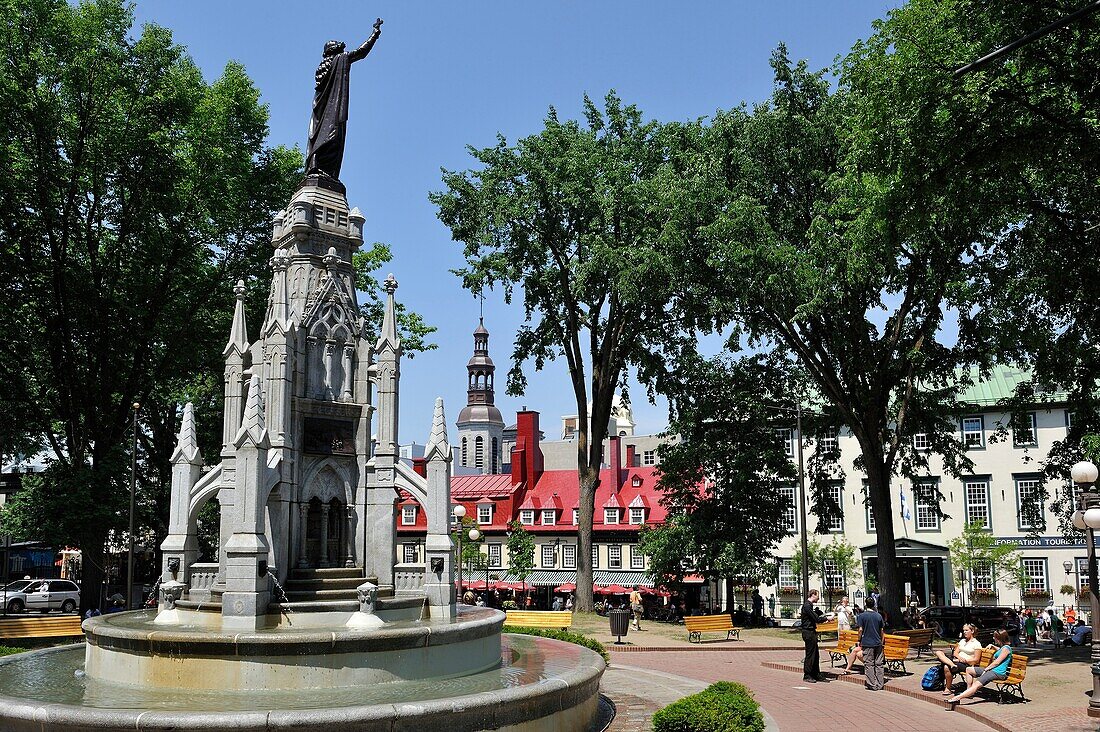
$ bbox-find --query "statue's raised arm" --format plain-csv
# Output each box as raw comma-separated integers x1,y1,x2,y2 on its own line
305,18,385,183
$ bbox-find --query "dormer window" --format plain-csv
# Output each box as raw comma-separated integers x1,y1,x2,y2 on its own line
572,508,578,525
520,509,535,525
631,475,642,487
604,508,620,525
629,507,645,525
401,505,417,525
477,504,493,524
541,509,556,525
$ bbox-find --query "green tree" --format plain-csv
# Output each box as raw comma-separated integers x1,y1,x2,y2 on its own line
505,521,535,596
432,93,700,612
790,537,862,609
948,522,1028,601
0,0,299,610
647,353,800,608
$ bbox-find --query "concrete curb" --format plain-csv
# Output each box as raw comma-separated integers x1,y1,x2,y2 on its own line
760,661,1015,732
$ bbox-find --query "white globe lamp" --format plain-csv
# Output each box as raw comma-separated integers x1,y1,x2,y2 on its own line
452,505,466,518
1074,511,1088,531
1072,461,1099,485
468,529,481,541
1084,507,1100,531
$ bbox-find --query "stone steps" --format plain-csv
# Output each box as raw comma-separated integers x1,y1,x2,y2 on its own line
289,567,364,580
282,577,365,592
280,568,390,605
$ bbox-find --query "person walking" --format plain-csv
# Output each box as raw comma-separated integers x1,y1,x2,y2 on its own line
801,589,826,682
1023,609,1038,647
856,597,886,691
1049,608,1065,648
630,586,645,631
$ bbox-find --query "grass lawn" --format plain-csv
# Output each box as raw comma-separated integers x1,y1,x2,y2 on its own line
0,645,26,657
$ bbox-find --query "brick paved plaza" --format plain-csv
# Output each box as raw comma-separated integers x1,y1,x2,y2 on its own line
595,623,1100,732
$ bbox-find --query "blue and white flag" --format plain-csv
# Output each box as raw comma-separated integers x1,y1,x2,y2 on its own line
899,488,912,522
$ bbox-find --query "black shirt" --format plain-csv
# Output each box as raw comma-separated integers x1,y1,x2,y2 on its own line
801,600,818,630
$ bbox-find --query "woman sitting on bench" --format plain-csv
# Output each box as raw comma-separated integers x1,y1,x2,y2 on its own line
934,623,982,695
946,629,1012,706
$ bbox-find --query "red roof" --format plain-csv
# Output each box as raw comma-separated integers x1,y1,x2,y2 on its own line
519,465,665,530
517,494,541,510
602,493,624,509
628,494,649,508
452,474,516,498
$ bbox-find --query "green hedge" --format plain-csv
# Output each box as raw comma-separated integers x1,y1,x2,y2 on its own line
501,625,610,664
652,681,764,732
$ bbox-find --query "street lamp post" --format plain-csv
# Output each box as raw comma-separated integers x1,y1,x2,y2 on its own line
1069,460,1100,718
126,402,140,611
452,505,466,601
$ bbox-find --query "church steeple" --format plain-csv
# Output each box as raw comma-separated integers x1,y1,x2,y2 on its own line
456,317,504,474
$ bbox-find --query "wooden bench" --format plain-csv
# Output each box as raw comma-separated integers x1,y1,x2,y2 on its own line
977,646,1029,703
0,614,84,641
883,633,911,674
827,629,861,667
684,614,741,643
815,619,838,637
893,628,935,659
504,610,573,630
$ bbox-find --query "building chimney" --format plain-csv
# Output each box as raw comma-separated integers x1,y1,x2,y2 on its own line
515,410,543,487
412,457,427,478
609,436,624,490
625,443,636,469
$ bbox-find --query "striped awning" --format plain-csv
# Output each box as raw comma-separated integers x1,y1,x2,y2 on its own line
485,570,657,587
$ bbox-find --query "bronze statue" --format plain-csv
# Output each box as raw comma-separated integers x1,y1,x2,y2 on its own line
306,18,383,181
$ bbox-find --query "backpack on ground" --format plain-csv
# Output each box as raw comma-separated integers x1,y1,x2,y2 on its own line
921,664,944,691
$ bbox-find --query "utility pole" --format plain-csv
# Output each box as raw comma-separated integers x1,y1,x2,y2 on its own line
796,405,810,599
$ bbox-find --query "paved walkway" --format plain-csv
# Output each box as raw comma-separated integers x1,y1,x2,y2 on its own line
599,649,990,731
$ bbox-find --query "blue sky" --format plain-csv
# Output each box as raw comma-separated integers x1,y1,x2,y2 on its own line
132,1,899,440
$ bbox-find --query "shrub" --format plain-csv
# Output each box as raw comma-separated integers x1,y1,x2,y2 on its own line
501,600,519,610
502,625,610,664
0,646,25,658
652,681,764,732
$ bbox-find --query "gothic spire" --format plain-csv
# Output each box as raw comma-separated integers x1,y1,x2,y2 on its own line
425,397,451,462
224,280,250,357
376,273,401,352
171,402,202,465
235,375,270,448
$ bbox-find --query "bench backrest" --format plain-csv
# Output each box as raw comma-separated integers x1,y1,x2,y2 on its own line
504,610,573,628
977,646,1026,680
816,620,838,633
684,614,733,630
834,629,860,648
883,633,911,659
0,615,84,639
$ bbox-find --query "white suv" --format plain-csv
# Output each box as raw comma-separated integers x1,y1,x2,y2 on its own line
1,578,81,613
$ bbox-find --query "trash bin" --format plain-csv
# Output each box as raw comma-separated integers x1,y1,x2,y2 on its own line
609,608,631,644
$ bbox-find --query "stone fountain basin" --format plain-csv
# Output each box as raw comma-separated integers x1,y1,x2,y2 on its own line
0,633,606,732
83,606,504,691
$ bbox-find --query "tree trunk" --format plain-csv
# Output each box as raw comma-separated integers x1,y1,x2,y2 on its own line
863,451,902,626
79,535,107,614
575,464,599,613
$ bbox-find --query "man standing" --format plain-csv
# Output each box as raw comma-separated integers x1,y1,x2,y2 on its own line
856,597,886,690
801,589,825,682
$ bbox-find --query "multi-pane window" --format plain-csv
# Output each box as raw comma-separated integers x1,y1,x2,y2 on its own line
609,545,622,569
818,427,838,454
629,507,645,525
779,485,797,532
630,545,645,569
912,433,930,450
592,544,600,569
643,450,657,466
572,508,578,525
972,561,994,592
488,543,502,568
964,480,991,529
541,544,556,568
1016,477,1045,530
863,481,876,531
402,543,418,564
962,416,984,448
562,544,576,569
401,505,417,525
541,509,556,526
778,559,796,589
1013,413,1038,447
1022,558,1047,593
1078,558,1090,592
825,484,843,532
477,504,492,524
604,508,620,525
823,559,844,590
914,481,940,531
519,509,535,525
475,436,484,470
775,428,795,458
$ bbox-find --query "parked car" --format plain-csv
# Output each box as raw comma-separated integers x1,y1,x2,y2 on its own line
920,605,1019,640
1,578,81,613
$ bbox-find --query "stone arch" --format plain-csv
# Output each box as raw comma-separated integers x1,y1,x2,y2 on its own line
300,457,354,505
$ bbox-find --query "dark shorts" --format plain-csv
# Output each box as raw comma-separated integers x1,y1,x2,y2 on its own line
977,668,1007,685
942,660,967,674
